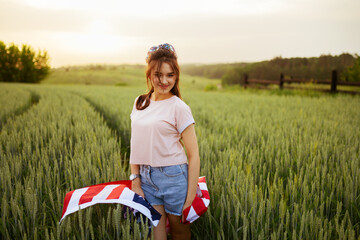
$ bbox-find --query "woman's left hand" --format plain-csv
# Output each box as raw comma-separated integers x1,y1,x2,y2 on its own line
182,200,192,212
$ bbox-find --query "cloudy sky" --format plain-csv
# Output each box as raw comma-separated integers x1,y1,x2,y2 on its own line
1,0,359,67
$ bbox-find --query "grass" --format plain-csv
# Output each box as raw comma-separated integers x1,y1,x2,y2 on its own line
1,68,359,239
1,82,359,239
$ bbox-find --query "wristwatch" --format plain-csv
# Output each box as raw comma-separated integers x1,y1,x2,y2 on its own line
129,174,140,181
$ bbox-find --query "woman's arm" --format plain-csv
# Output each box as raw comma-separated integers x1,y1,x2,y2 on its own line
181,124,200,211
130,164,145,198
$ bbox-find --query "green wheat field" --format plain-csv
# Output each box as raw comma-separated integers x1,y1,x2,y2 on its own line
1,68,360,239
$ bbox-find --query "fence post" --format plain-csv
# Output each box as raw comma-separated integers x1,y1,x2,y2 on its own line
331,70,337,93
279,73,284,89
243,73,248,89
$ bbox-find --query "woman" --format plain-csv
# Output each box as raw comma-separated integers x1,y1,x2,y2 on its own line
129,43,200,240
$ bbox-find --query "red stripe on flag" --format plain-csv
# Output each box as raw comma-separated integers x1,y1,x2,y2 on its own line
198,177,206,183
79,185,106,205
192,196,207,216
84,180,132,189
81,180,131,189
61,190,75,218
106,185,126,200
201,189,210,200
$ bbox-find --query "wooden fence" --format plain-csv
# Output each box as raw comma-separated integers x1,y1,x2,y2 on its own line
242,70,360,94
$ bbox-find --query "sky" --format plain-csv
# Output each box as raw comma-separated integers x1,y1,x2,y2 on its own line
1,0,359,67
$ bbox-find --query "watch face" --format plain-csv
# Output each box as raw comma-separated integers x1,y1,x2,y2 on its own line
130,174,138,181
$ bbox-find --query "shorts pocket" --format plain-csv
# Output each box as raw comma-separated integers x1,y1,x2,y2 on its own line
161,165,183,177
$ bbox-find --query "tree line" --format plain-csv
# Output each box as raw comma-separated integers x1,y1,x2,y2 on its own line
181,53,360,85
0,41,50,83
181,63,248,79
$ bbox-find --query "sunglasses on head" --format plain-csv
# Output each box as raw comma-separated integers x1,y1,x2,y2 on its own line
146,43,176,63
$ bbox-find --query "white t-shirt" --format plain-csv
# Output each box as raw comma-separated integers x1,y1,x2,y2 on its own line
130,95,195,167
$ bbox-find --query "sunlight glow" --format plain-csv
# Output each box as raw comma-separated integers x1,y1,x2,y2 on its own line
52,32,133,54
19,0,283,16
3,0,358,66
21,0,98,10
87,20,112,35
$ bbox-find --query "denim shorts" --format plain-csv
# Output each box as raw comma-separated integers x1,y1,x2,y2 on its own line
140,164,188,216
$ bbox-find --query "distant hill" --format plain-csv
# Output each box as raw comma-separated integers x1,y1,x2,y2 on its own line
42,64,220,90
44,64,146,85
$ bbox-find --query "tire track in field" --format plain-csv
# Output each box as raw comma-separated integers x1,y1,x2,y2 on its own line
74,92,131,161
0,91,40,131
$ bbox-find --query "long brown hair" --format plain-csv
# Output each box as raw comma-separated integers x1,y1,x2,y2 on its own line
136,47,181,110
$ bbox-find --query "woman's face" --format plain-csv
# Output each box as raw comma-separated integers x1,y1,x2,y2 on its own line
150,62,176,98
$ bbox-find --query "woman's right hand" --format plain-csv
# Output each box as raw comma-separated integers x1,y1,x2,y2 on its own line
131,178,145,198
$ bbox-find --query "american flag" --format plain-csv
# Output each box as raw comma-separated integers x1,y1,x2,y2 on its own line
182,176,210,224
59,180,161,226
59,177,209,227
